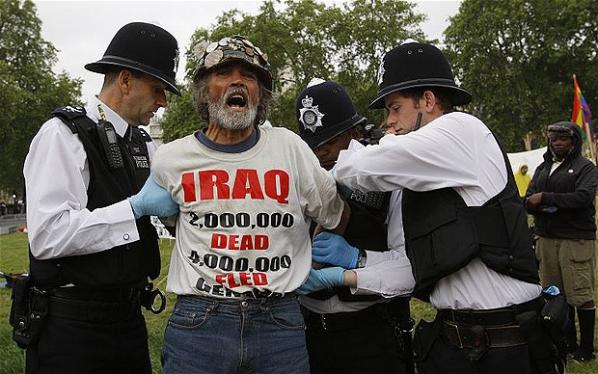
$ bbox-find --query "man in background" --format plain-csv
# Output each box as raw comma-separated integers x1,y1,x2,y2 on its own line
526,122,598,362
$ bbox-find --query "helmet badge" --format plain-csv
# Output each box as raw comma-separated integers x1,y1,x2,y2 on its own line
299,95,325,133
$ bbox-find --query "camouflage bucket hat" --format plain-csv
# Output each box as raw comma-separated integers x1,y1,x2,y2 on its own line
192,36,273,91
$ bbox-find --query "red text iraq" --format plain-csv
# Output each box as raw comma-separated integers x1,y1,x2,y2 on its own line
182,169,290,204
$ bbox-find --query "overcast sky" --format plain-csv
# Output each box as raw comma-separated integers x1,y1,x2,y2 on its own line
34,0,460,100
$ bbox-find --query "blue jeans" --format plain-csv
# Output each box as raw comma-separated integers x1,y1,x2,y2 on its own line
162,294,309,374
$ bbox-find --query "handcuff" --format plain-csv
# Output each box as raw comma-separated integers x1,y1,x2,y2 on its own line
140,283,166,314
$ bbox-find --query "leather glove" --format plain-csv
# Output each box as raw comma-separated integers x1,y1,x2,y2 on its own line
312,232,359,269
295,267,345,295
128,175,178,219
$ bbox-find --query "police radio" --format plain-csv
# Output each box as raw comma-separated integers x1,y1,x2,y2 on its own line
97,119,124,169
360,123,385,145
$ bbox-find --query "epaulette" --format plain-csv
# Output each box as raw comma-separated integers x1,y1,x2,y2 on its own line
51,106,87,134
136,127,153,143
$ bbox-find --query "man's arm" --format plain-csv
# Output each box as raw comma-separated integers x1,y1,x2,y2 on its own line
309,232,414,296
313,200,351,238
297,247,414,297
334,114,480,192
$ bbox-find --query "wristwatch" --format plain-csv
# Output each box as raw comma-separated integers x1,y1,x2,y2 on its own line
356,249,367,268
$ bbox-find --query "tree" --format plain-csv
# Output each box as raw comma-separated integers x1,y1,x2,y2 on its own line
161,0,427,142
0,0,82,194
444,0,598,151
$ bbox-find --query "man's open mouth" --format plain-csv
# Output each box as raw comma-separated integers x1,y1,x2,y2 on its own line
226,92,248,108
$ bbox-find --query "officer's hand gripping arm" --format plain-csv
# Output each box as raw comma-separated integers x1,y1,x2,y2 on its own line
312,232,359,269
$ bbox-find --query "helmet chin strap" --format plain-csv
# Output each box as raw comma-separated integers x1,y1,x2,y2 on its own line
413,112,423,132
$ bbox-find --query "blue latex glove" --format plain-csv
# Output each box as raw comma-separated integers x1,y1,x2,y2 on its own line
128,175,178,219
295,267,345,295
312,232,359,269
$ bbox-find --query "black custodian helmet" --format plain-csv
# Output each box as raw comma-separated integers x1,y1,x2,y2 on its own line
85,22,180,95
192,36,273,92
370,42,472,109
296,79,366,149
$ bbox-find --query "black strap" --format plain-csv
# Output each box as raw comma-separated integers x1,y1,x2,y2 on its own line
51,106,88,134
136,127,153,143
438,296,544,326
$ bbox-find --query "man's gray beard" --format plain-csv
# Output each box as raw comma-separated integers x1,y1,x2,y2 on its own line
208,95,258,131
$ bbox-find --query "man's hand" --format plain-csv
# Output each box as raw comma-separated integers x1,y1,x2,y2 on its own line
295,267,345,295
312,232,359,269
129,175,178,219
526,192,543,208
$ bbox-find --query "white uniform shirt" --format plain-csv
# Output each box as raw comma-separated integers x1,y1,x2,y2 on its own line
152,127,344,298
334,112,542,310
24,96,152,260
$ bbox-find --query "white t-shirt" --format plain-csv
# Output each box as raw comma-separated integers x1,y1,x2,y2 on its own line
152,127,344,298
335,112,542,310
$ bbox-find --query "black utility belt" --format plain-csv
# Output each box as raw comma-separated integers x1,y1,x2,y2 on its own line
50,285,166,314
48,294,141,323
442,321,526,349
50,286,141,302
438,296,544,326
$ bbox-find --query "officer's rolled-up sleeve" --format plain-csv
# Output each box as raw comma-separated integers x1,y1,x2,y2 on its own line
351,248,415,297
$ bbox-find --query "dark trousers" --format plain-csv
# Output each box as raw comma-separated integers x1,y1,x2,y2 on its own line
26,296,151,374
414,306,563,374
304,304,407,374
415,325,535,374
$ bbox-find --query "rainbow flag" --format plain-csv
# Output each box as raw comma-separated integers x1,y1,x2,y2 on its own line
571,74,593,142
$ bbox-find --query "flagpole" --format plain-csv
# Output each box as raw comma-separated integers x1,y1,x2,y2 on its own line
572,74,596,162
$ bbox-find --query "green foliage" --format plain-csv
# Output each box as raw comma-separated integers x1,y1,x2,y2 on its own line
444,0,598,151
160,88,202,143
161,0,427,142
0,0,81,192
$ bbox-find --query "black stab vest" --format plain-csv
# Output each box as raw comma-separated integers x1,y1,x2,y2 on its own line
401,134,539,301
29,106,160,289
309,189,391,302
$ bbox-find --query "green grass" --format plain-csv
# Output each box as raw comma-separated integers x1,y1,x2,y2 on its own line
1,233,598,373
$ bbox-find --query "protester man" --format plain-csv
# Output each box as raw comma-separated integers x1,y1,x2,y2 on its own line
328,41,563,374
21,22,180,373
294,78,414,374
515,164,532,199
525,122,598,362
151,36,350,374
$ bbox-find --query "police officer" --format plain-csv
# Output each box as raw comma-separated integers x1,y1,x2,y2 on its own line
295,78,415,374
327,42,564,373
22,22,179,373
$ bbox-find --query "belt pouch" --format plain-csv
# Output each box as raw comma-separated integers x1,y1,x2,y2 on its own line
516,311,559,374
413,318,441,363
9,276,49,348
541,294,568,340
